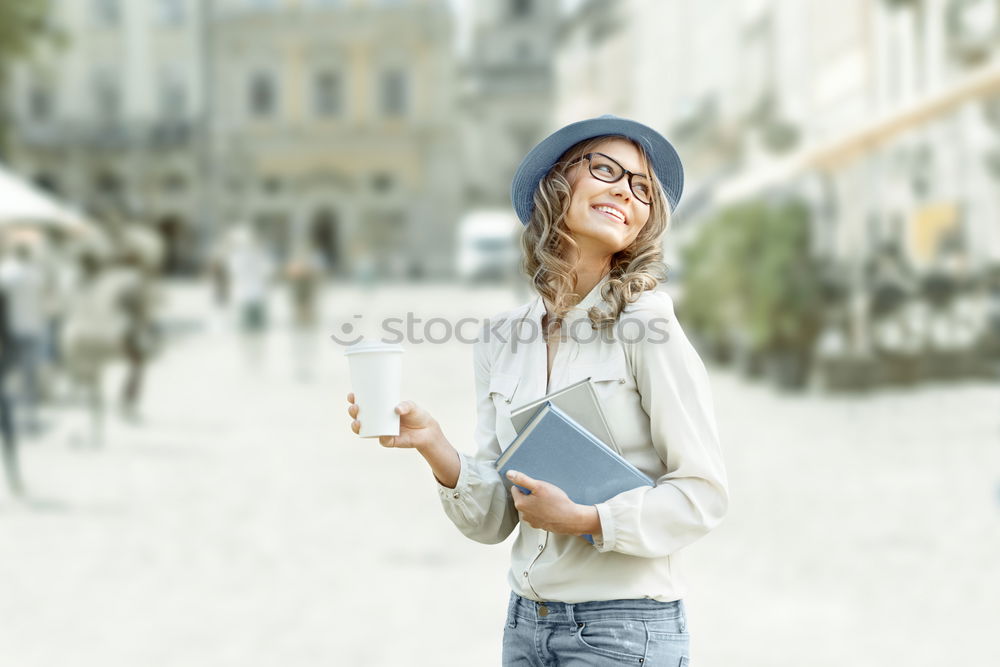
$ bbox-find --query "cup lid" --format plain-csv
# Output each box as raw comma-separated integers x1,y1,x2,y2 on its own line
342,340,405,356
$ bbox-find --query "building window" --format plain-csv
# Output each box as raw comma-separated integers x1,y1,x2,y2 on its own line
94,170,123,197
249,71,277,117
514,40,533,61
160,73,187,120
92,70,121,120
163,172,187,192
92,0,120,26
156,0,185,25
29,85,54,121
262,175,283,194
313,70,344,117
510,0,532,18
371,172,395,193
379,69,408,117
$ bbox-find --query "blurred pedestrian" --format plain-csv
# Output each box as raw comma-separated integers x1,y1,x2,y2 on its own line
0,284,24,496
226,226,274,365
867,242,921,382
61,251,124,447
41,228,75,368
285,246,324,381
226,226,273,333
112,228,164,421
0,238,49,435
986,265,1000,356
286,247,323,327
208,239,230,308
346,116,728,665
116,252,160,421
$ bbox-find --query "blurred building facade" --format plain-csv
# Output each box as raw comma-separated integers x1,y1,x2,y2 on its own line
556,0,1000,368
210,0,459,280
6,0,460,280
552,0,744,269
556,0,1000,261
6,0,208,274
458,0,559,209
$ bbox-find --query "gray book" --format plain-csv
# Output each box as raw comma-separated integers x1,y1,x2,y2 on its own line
496,403,654,543
509,377,619,454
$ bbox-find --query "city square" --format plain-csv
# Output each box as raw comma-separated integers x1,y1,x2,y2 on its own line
1,281,997,666
2,2,1000,664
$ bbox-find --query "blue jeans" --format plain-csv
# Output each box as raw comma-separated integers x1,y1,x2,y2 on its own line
502,592,690,666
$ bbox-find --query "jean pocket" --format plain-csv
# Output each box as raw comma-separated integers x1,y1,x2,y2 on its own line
644,628,689,666
575,619,647,661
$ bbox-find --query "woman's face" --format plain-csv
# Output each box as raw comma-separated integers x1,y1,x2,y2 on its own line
564,138,652,260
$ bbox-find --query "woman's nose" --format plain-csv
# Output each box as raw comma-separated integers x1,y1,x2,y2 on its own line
608,179,631,201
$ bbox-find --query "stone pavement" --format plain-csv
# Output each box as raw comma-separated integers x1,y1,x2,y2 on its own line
0,280,998,667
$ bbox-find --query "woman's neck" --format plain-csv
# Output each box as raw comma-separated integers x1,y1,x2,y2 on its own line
540,253,611,315
567,258,611,307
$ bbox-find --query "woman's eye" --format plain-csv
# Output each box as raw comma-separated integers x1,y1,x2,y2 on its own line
594,164,615,175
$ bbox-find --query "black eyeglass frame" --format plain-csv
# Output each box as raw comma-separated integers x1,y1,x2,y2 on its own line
568,152,654,206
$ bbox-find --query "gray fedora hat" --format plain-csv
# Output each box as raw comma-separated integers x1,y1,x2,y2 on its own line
510,114,684,225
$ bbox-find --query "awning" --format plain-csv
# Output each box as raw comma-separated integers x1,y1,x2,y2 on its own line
0,162,90,229
713,59,1000,203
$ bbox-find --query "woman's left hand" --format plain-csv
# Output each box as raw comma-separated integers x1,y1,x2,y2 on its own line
507,470,601,537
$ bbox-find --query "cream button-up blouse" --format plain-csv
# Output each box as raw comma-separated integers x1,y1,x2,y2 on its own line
438,277,728,603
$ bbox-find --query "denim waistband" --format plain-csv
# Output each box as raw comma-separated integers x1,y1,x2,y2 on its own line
509,592,684,624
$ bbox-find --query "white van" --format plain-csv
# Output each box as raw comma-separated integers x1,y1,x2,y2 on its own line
456,209,521,282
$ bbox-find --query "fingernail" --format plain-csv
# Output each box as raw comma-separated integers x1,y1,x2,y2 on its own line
506,470,517,480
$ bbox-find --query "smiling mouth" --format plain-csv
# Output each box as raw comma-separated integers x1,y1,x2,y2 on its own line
592,205,627,224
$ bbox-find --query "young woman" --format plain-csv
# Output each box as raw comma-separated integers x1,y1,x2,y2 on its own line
348,115,728,665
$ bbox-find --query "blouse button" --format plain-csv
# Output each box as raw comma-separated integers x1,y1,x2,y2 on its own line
452,492,460,499
618,377,626,384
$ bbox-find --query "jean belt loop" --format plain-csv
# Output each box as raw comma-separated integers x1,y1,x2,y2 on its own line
566,601,578,631
506,593,518,629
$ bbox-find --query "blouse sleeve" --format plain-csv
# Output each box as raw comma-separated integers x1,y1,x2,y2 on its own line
593,291,729,558
436,329,519,544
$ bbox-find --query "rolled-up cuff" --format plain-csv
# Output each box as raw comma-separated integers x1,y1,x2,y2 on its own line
436,453,471,503
593,502,617,552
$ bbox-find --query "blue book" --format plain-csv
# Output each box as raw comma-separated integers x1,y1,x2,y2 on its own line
495,402,654,541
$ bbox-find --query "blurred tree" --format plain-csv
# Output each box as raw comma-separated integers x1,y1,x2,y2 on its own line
746,200,823,356
680,201,760,361
0,0,62,156
681,198,823,388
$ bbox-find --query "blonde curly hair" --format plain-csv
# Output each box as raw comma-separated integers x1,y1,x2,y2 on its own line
520,135,671,335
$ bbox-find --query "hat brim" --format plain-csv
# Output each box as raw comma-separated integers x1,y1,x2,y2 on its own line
510,115,684,225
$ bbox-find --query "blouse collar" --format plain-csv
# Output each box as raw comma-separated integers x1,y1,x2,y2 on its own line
525,272,613,325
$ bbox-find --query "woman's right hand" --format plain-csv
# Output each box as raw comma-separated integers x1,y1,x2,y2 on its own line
347,393,442,451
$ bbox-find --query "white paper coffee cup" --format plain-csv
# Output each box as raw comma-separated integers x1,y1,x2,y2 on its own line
344,341,405,438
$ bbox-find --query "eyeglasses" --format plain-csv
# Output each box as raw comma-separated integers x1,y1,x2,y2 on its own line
569,152,653,206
